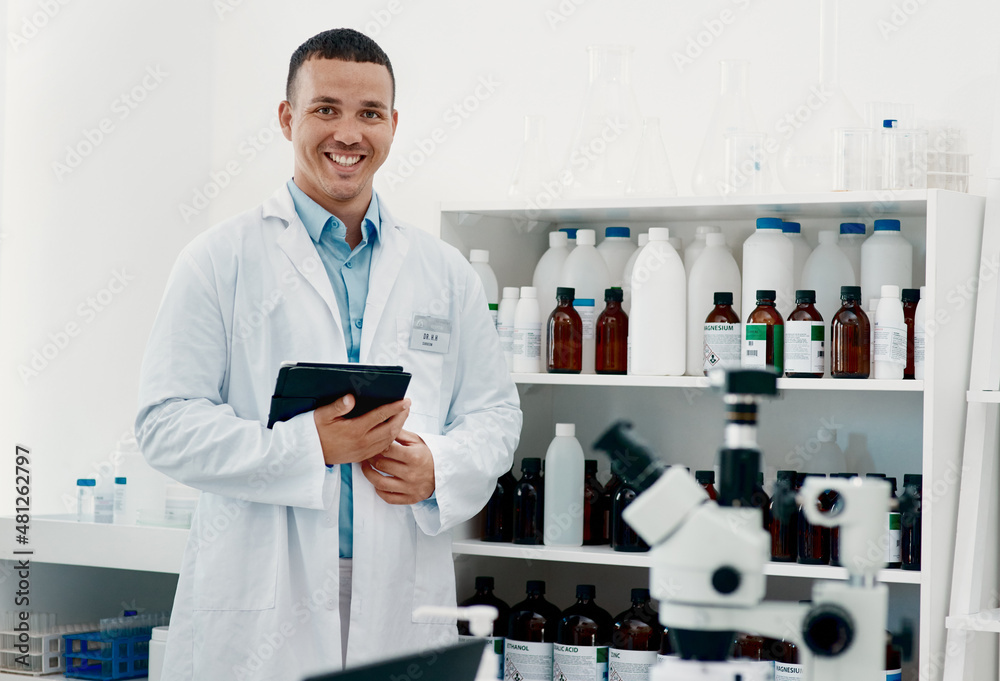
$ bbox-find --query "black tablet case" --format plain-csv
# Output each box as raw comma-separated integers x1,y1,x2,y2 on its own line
267,362,411,428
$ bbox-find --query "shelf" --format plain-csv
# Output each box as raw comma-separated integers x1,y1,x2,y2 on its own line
451,540,922,584
966,390,1000,403
511,373,924,392
0,516,187,574
945,608,1000,633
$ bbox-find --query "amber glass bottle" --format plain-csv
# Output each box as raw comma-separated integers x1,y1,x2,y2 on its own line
596,288,628,374
582,460,607,545
704,291,742,374
901,473,922,570
751,471,770,532
557,584,613,646
770,470,798,562
458,576,511,637
547,287,583,373
483,468,517,542
831,285,871,378
785,289,824,378
512,458,544,545
612,482,649,552
829,472,855,566
508,580,562,643
743,289,784,374
695,470,718,500
797,473,832,565
902,288,920,379
611,588,661,652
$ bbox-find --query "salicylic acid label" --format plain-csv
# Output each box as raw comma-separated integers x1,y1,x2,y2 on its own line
704,322,741,371
784,321,824,374
505,639,553,681
609,648,657,681
552,643,608,681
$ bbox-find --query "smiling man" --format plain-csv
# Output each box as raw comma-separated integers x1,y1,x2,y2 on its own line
135,29,521,680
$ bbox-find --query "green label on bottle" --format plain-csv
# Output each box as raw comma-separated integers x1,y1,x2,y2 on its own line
889,513,901,530
811,325,825,341
746,324,767,341
597,648,608,663
773,325,783,374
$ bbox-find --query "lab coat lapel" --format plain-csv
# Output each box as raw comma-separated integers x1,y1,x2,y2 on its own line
360,202,410,362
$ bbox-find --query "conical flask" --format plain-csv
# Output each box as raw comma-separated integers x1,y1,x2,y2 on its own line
626,117,678,197
508,115,553,200
691,60,758,196
564,45,642,198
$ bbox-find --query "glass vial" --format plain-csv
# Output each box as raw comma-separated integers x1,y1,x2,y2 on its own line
483,468,517,542
547,287,583,373
583,460,607,546
784,290,825,378
743,289,784,374
596,287,628,374
902,288,920,379
770,470,798,562
513,458,544,545
76,478,96,523
704,291,742,374
831,285,871,378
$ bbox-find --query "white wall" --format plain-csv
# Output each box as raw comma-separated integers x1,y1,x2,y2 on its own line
1,0,998,514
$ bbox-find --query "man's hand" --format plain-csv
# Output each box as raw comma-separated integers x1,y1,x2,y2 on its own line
360,429,436,505
313,395,410,466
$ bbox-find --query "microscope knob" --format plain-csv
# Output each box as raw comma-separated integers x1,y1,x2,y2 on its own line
711,566,741,595
803,604,854,657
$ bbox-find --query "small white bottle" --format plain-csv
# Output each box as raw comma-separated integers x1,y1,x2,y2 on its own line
497,287,520,371
543,423,585,547
77,478,96,522
684,225,721,275
559,229,612,374
668,237,684,263
113,477,129,524
742,217,795,318
868,297,879,365
470,249,500,328
94,476,114,524
782,221,811,292
629,227,686,376
534,231,571,359
914,285,927,379
622,233,649,314
560,227,579,248
838,222,867,280
512,286,542,373
860,219,913,299
596,227,637,287
687,233,741,376
874,285,906,379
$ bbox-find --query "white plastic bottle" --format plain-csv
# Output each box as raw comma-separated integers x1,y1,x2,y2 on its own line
629,227,686,375
874,285,906,380
687,233,741,376
868,297,879,361
742,217,795,318
94,476,114,524
838,222,867,281
782,221,811,292
622,233,649,314
596,227,637,287
811,428,846,475
860,219,913,301
668,237,684,264
684,225,721,275
512,286,542,373
497,287,520,371
914,285,927,379
113,476,128,524
802,231,856,376
559,229,611,374
534,231,571,359
543,423,585,547
77,478,96,523
470,249,500,328
560,227,579,248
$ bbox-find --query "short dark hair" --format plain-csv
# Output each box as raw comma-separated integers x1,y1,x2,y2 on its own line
286,28,395,106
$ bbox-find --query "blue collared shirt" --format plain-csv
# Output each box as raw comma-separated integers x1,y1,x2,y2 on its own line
287,179,381,559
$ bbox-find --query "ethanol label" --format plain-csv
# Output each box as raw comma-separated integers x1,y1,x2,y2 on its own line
743,323,783,374
552,643,608,681
609,648,657,680
704,322,741,371
575,299,597,341
461,635,504,679
505,639,553,681
784,321,824,374
874,322,906,365
774,661,804,680
886,512,902,563
513,323,542,361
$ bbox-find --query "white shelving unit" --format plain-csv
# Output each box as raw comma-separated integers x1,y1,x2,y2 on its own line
440,189,984,681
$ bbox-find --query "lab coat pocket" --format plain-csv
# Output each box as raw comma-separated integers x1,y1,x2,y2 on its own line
396,314,446,429
410,528,457,624
191,499,279,611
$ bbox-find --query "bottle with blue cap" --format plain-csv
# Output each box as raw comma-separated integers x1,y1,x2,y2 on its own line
781,221,811,292
77,478,96,523
596,227,637,288
860,218,913,301
742,217,794,319
838,222,867,279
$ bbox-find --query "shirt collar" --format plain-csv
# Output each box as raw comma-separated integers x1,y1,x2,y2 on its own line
285,179,381,245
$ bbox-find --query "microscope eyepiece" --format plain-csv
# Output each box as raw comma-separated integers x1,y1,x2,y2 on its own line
593,421,668,493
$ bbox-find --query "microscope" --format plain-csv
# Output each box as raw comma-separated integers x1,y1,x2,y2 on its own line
593,369,890,681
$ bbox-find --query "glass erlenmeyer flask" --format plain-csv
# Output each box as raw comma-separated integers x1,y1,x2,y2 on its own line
691,60,758,196
564,45,642,198
626,117,678,197
508,115,553,200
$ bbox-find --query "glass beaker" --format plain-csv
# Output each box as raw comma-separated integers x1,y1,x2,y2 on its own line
508,115,553,201
564,45,642,198
832,127,873,191
691,60,759,196
626,117,678,197
882,128,928,190
722,131,767,196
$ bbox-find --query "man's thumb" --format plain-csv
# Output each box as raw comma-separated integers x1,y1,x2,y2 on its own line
330,393,355,417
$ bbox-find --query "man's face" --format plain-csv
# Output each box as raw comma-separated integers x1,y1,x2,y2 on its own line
279,58,397,214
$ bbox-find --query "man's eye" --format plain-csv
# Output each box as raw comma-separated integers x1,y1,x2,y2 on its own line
363,111,381,119
317,107,333,115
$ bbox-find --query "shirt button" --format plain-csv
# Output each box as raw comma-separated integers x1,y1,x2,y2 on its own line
326,599,336,610
324,515,335,527
345,261,353,269
355,319,363,329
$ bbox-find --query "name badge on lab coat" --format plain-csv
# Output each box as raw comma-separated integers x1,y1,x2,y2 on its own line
409,314,451,354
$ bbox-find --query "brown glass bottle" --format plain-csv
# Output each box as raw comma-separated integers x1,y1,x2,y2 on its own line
743,289,784,374
483,468,517,542
611,588,661,651
547,287,583,373
798,473,832,565
458,576,511,637
831,285,871,378
785,289,824,378
901,473,922,570
508,580,562,643
829,472,855,566
512,458,544,545
603,471,622,544
751,471,770,532
886,631,903,677
733,632,766,660
770,470,798,562
596,288,628,374
582,460,607,545
704,291,742,375
902,288,920,379
557,584,613,646
612,482,649,552
658,626,674,656
695,470,718,500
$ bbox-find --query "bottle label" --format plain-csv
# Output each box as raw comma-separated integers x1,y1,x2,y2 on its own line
774,661,804,680
887,669,902,681
575,299,596,341
553,643,608,681
490,304,499,328
513,323,542,361
94,494,114,524
887,512,902,563
498,324,514,355
743,323,783,373
914,329,926,365
704,323,742,371
609,648,657,680
505,639,553,681
874,321,906,365
462,635,504,679
785,321,824,374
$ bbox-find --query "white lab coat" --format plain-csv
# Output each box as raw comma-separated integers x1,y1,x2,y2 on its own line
135,185,521,680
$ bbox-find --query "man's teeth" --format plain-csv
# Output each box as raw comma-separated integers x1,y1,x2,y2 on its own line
329,154,361,166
